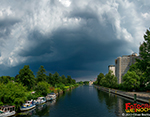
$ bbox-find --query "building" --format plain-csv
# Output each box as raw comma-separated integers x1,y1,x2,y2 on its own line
108,65,115,76
115,53,141,84
89,81,94,85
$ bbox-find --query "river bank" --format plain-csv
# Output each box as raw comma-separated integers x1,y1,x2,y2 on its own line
94,85,150,103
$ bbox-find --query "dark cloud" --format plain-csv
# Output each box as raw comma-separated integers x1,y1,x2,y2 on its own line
19,30,53,57
0,0,149,81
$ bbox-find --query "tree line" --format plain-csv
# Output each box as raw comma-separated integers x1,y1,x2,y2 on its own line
0,65,79,110
93,70,118,88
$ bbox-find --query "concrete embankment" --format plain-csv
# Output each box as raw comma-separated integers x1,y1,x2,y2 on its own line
94,85,150,103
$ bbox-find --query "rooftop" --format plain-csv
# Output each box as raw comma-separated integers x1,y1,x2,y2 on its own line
108,65,115,67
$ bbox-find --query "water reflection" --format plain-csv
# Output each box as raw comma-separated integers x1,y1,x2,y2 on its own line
97,89,117,112
17,107,36,116
35,99,57,116
46,99,56,106
96,88,132,117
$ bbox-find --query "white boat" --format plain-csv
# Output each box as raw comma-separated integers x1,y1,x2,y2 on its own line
19,107,36,116
0,105,16,117
36,97,46,105
46,93,56,101
20,100,36,111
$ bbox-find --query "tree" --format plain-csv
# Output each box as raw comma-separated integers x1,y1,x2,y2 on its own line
15,74,19,82
47,73,54,85
78,81,83,85
72,79,76,84
83,81,89,85
122,71,140,91
67,75,72,85
53,72,60,85
93,80,98,85
129,63,146,91
61,75,67,84
97,73,105,86
136,28,150,87
35,81,50,96
37,65,47,83
0,76,12,84
0,82,27,110
101,77,107,87
105,70,117,88
17,65,35,90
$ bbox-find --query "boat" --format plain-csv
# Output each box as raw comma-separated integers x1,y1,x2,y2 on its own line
20,100,36,111
0,105,16,117
46,92,56,101
36,97,46,105
18,107,36,116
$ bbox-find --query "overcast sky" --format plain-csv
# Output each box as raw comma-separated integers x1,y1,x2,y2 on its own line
0,0,150,81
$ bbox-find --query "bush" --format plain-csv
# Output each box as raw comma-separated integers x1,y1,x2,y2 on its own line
27,93,39,100
0,82,27,111
35,81,51,96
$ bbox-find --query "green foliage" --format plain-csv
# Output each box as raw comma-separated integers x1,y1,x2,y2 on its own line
83,81,89,85
122,71,140,91
55,83,65,89
128,63,146,91
67,75,72,85
0,76,14,84
78,81,83,85
35,81,51,96
74,83,79,87
26,93,39,100
53,72,60,84
17,65,35,90
0,82,27,110
61,75,67,84
104,70,117,88
47,73,55,86
0,101,3,106
95,71,117,89
100,77,107,87
37,65,47,83
118,83,124,90
136,28,150,86
63,86,70,91
0,64,79,112
93,80,98,85
72,79,76,84
97,73,105,86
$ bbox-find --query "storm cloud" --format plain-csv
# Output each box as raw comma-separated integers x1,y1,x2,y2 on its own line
0,0,150,81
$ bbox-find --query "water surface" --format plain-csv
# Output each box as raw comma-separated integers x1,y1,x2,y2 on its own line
16,85,135,117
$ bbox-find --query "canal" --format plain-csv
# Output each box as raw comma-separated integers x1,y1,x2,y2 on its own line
16,85,134,117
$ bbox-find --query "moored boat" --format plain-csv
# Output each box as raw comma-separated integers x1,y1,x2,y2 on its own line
46,92,56,101
20,100,36,111
0,105,16,117
36,97,46,105
18,107,36,116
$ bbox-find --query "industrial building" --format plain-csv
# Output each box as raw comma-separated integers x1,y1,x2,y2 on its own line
115,53,141,84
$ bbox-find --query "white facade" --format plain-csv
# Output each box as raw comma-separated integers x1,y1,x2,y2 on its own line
108,65,115,76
